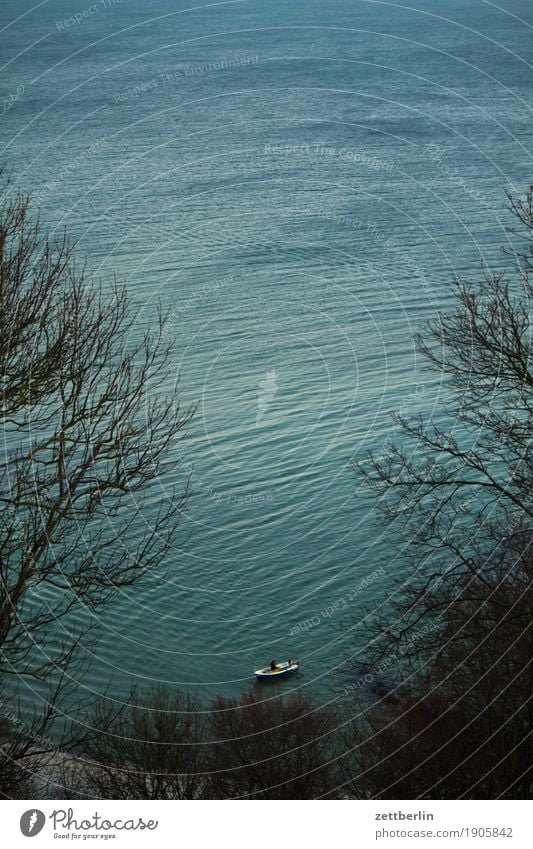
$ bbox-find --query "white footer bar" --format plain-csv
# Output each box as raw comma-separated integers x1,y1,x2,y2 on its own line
3,799,530,848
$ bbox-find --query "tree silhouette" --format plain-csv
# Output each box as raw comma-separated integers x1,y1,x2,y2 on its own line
342,187,532,800
0,168,193,793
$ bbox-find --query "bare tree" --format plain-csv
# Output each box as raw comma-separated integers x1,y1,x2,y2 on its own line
0,666,121,799
208,689,338,799
0,714,35,799
355,186,531,650
341,541,532,799
63,686,339,800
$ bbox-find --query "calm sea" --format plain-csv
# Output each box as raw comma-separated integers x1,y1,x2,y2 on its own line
1,0,531,703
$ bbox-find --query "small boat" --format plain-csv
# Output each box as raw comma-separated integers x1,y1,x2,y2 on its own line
254,659,299,681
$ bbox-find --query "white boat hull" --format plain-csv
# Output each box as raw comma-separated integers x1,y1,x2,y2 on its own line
254,660,299,680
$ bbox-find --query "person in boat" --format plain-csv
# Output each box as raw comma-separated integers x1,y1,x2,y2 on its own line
270,659,280,671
